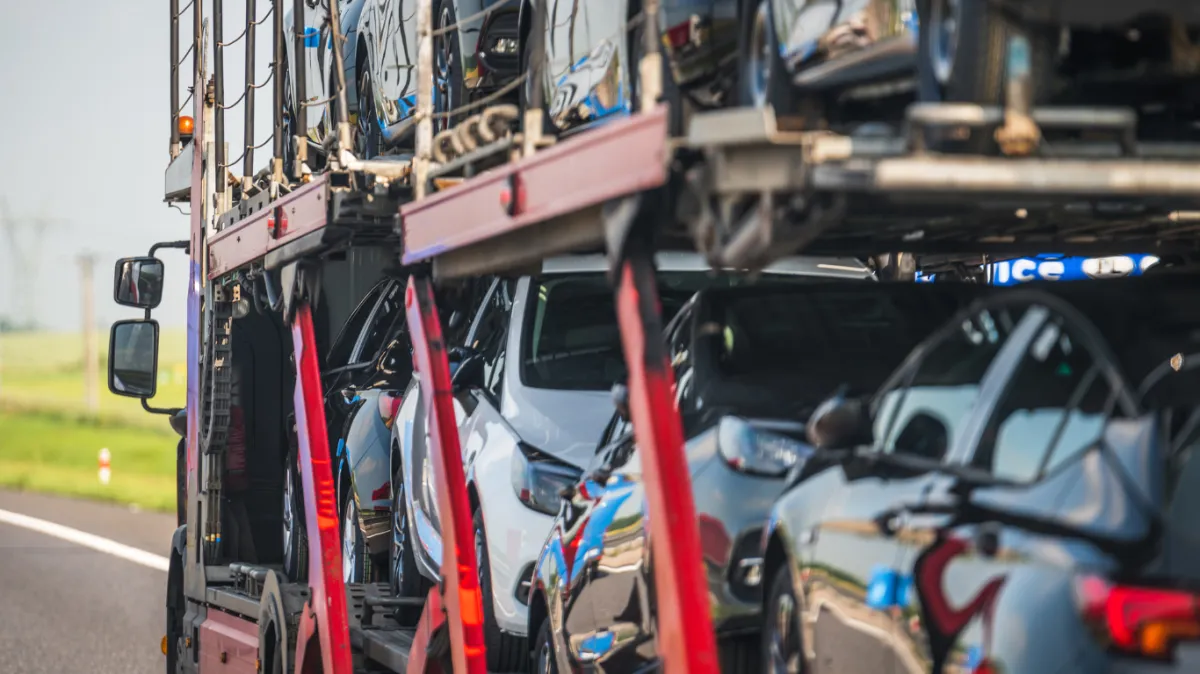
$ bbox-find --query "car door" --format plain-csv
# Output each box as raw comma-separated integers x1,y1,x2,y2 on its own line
405,279,503,563
371,0,417,127
562,427,654,672
545,0,629,130
893,300,1137,674
803,301,1030,674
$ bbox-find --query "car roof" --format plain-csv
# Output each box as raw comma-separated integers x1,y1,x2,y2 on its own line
539,252,874,279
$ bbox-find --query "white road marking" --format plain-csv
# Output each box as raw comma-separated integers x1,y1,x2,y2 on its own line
0,508,169,572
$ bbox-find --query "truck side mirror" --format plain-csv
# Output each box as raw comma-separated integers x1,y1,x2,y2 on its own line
114,257,165,309
108,319,160,399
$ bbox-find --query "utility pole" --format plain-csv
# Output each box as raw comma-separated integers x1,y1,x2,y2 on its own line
0,199,61,330
78,254,99,412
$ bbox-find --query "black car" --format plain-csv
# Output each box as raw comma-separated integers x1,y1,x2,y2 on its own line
746,0,1200,144
282,276,411,581
528,281,989,673
763,274,1200,673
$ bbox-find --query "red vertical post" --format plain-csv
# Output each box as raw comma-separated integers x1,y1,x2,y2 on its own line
291,304,354,674
614,248,719,674
405,276,488,674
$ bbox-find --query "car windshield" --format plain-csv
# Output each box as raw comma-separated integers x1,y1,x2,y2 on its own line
697,284,984,416
520,272,826,391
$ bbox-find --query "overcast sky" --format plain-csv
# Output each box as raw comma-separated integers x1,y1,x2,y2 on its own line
0,0,273,331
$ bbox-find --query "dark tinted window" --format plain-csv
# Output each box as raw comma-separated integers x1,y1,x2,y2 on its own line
692,285,988,421
357,282,405,365
469,280,513,400
327,282,386,368
519,272,833,391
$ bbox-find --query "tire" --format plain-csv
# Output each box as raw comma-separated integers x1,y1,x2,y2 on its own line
390,461,431,624
281,55,299,179
519,23,557,138
916,0,1055,149
762,566,805,674
719,634,762,674
356,66,381,159
433,0,467,135
473,508,527,671
282,450,308,582
532,616,559,674
341,487,371,584
738,0,797,117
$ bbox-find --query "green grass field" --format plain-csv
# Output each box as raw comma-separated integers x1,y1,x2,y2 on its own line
0,328,186,511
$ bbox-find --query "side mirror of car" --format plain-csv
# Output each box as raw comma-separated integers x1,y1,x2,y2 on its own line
451,353,485,392
108,319,160,399
806,392,873,451
378,338,412,378
113,256,165,309
611,383,630,421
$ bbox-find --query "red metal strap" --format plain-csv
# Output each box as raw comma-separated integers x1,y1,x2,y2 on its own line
291,304,354,674
407,587,448,674
615,255,719,674
405,277,488,674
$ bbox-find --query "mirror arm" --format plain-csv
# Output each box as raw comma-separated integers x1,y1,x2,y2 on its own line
149,240,190,257
142,399,182,417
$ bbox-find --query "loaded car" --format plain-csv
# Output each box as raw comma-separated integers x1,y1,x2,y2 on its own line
283,275,411,582
388,253,874,670
762,273,1200,673
528,280,990,673
741,0,1200,145
355,0,523,154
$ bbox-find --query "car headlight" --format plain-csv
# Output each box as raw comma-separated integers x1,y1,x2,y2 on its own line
511,444,582,516
717,417,812,477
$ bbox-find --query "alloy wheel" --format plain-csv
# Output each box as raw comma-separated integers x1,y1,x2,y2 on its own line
283,464,295,560
433,6,456,134
390,482,408,595
768,590,801,674
746,1,772,109
929,0,961,86
536,632,554,674
343,498,359,583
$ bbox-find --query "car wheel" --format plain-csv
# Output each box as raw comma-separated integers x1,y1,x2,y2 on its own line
342,488,371,583
917,0,1054,148
356,66,381,159
281,54,299,179
473,508,527,671
738,0,798,118
390,462,430,624
519,25,558,138
763,566,804,674
433,0,466,134
533,616,559,674
282,450,308,582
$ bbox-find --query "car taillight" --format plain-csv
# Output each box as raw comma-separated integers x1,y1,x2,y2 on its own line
1076,574,1200,659
378,392,403,429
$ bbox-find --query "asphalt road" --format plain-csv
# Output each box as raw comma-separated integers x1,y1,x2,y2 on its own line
0,490,177,674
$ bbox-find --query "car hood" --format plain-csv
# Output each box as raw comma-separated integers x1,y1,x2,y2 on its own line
503,387,612,469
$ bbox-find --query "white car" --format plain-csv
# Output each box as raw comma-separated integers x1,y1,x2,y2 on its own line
388,253,874,670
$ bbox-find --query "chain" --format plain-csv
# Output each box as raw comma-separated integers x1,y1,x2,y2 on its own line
200,283,234,560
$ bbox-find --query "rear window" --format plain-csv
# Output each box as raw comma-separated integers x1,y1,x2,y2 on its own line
519,272,826,391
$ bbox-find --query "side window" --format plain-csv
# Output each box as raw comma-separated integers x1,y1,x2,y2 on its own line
356,282,405,365
327,282,385,368
669,308,695,410
874,305,1029,462
972,316,1113,482
469,280,513,400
